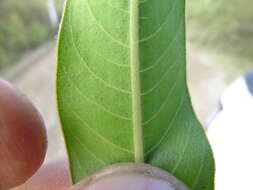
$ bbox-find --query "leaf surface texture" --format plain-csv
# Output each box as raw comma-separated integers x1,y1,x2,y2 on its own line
57,0,215,189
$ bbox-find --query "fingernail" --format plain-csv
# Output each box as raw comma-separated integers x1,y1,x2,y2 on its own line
85,173,175,190
71,163,189,190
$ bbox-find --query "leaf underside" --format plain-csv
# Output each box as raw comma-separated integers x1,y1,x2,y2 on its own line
57,0,215,189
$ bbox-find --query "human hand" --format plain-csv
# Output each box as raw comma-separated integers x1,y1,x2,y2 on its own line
0,79,188,190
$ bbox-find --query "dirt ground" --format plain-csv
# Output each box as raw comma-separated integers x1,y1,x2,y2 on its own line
1,41,251,162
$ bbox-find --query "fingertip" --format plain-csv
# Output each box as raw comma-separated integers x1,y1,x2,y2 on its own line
71,163,189,190
0,79,47,189
12,158,71,190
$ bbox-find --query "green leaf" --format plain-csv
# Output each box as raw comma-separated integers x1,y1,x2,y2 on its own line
57,0,215,189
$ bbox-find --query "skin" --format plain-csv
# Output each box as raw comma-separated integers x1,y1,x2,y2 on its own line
0,79,47,189
0,79,189,190
71,163,189,190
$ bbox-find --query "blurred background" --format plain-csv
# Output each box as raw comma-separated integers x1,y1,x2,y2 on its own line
0,0,252,164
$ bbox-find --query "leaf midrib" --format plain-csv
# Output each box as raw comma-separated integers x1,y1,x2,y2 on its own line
130,0,144,162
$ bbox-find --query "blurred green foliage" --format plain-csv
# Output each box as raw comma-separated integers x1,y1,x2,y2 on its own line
187,0,253,61
0,0,64,69
1,0,252,70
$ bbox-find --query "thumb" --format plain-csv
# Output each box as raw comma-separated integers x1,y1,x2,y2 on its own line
71,163,189,190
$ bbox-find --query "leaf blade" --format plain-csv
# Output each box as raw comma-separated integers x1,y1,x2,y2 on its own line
57,0,215,189
57,0,134,183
